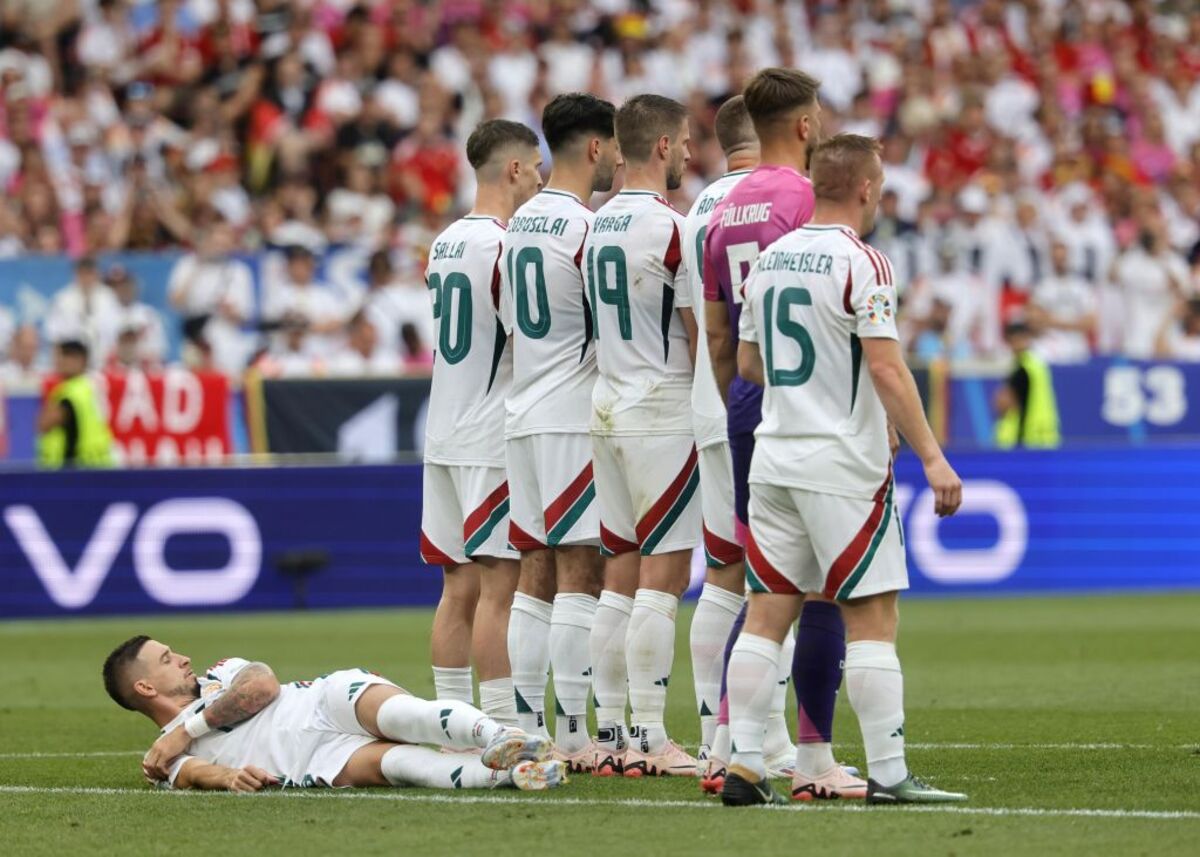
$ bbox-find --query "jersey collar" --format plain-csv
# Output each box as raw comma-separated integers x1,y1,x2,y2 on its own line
617,189,667,202
723,169,753,178
542,188,584,205
802,223,858,234
463,214,507,228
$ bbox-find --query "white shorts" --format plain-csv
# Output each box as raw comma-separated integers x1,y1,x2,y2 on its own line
506,433,599,549
746,474,907,601
592,434,701,556
307,669,401,787
421,464,518,565
698,440,744,568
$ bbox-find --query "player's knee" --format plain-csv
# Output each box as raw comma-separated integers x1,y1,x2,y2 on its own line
556,547,603,597
842,591,899,643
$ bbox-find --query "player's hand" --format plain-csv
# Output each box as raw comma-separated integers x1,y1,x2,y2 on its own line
225,766,278,793
142,725,192,782
923,456,962,517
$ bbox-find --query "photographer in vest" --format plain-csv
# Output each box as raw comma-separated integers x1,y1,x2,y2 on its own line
37,339,113,468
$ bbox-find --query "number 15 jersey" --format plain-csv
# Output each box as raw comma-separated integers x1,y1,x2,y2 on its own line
584,189,693,436
739,224,899,500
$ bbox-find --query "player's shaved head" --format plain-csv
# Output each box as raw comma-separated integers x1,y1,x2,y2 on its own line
713,95,757,157
102,634,151,711
810,134,883,202
542,93,616,154
742,67,821,141
466,119,540,177
614,94,689,165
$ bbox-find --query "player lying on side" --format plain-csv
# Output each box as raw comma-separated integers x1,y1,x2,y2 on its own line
103,636,567,792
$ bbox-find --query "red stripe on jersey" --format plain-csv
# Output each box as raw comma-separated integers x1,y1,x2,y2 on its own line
574,222,589,272
420,531,457,566
508,521,546,551
600,523,639,556
840,229,883,285
463,481,510,542
663,221,683,277
842,267,854,315
823,465,893,599
490,245,503,311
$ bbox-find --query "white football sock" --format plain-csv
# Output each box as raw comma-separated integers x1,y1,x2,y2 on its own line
845,640,908,788
550,592,598,753
508,592,552,737
381,745,506,789
689,583,743,751
763,626,795,759
711,722,731,764
589,589,633,751
431,666,473,704
478,677,519,728
376,694,500,750
626,588,679,753
727,633,780,778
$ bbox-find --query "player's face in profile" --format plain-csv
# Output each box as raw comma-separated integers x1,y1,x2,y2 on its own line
515,149,544,208
666,119,691,191
592,136,623,193
141,640,201,701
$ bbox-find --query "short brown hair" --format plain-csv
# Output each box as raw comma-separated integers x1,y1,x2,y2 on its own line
810,134,883,202
614,94,689,164
713,95,756,156
102,635,150,711
742,68,821,134
465,119,539,170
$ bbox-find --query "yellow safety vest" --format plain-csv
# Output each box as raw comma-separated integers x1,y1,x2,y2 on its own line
996,351,1061,449
38,374,114,467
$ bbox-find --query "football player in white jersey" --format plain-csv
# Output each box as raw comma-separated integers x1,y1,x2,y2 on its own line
499,94,622,770
421,120,542,724
722,134,966,806
583,94,699,778
111,636,566,792
679,95,758,775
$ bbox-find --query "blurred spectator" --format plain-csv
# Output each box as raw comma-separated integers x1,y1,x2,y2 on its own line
1111,223,1190,359
167,221,254,377
994,320,1062,450
263,244,347,357
907,244,993,361
1155,298,1200,362
362,249,431,358
399,321,434,373
1028,241,1098,364
106,264,167,369
44,256,122,363
0,325,45,389
37,339,113,468
326,310,400,377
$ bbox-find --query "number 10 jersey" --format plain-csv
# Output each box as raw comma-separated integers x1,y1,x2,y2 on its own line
499,189,597,437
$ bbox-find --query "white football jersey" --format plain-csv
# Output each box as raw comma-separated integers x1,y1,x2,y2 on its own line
584,189,693,436
499,189,597,437
162,658,326,788
681,169,752,447
739,224,900,500
424,216,512,466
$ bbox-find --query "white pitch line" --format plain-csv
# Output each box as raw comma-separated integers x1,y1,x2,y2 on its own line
3,742,1195,761
0,785,1196,821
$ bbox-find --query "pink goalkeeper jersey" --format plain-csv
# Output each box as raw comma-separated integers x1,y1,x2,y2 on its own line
703,164,815,437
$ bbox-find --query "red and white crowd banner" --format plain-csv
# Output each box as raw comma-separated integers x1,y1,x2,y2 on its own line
96,370,231,465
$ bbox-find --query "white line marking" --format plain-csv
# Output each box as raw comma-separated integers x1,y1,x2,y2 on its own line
3,742,1195,761
0,785,1196,821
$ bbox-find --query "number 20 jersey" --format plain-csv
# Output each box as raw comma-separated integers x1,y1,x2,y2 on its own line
499,189,596,437
584,189,693,436
424,216,512,467
738,224,900,500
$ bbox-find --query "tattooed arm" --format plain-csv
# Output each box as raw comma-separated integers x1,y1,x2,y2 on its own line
142,663,280,782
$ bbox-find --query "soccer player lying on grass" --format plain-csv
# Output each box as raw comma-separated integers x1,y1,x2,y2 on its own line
103,636,567,792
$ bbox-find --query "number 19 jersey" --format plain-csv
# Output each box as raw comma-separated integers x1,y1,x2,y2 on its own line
584,189,692,436
499,189,596,436
739,224,899,500
424,216,512,466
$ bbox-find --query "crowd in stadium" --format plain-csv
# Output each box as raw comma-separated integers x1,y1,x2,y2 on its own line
2,0,1200,385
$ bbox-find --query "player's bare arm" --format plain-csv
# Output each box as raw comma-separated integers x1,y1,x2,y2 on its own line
735,340,763,387
861,337,961,517
172,758,279,792
143,662,280,780
706,299,737,403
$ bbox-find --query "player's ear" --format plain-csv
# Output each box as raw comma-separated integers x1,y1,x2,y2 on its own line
133,678,157,701
589,136,601,163
658,133,670,161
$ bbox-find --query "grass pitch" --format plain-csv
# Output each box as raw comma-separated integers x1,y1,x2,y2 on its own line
1,594,1198,856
